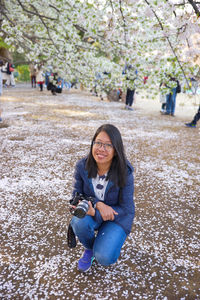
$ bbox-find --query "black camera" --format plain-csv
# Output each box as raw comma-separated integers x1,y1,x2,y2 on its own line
70,192,95,219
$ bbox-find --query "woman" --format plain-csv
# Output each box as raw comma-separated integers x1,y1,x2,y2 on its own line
36,65,44,91
70,124,135,272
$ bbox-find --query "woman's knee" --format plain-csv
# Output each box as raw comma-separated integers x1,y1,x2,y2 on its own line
71,216,87,234
94,249,118,266
93,222,127,266
70,215,94,235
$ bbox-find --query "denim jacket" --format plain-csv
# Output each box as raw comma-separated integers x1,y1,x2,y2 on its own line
72,157,135,235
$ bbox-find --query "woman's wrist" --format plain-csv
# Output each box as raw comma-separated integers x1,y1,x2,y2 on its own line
96,201,104,210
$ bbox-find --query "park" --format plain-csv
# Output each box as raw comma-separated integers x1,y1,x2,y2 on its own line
0,83,199,299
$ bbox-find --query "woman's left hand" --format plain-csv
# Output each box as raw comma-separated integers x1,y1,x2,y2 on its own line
96,202,118,221
87,201,95,217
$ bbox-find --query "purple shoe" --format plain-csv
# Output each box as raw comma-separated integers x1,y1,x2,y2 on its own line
78,249,94,272
185,123,196,128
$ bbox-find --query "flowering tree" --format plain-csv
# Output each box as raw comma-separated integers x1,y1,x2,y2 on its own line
0,0,199,94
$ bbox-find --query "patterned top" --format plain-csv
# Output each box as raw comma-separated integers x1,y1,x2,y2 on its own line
92,174,108,201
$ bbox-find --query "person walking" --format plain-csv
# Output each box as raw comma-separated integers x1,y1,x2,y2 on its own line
68,124,135,272
185,105,200,128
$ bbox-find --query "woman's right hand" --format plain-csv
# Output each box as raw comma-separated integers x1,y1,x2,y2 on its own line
96,202,118,221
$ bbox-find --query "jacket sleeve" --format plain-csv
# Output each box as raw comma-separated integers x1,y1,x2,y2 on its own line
72,160,84,196
111,172,135,220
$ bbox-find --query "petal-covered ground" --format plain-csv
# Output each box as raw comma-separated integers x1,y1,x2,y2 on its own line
0,84,199,300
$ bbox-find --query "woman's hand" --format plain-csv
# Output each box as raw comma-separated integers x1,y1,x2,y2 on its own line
87,201,95,217
96,202,118,221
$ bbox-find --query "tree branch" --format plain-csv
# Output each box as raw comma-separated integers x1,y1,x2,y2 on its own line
187,0,200,16
144,0,190,88
119,0,127,46
16,0,57,20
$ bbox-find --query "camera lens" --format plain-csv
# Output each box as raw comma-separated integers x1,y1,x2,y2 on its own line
74,200,89,218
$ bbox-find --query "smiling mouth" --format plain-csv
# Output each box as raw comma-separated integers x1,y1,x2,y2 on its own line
96,153,106,158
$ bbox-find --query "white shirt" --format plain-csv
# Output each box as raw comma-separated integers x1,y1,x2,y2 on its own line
92,174,108,201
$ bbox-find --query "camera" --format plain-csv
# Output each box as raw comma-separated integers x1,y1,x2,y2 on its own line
67,193,95,248
70,192,95,219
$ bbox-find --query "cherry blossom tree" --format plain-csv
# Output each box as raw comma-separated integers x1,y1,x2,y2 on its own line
0,0,199,94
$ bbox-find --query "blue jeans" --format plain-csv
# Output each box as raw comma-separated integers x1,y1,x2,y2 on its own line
64,81,71,89
166,88,177,115
70,216,127,266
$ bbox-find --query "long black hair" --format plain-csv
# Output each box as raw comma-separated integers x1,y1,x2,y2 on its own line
86,124,127,188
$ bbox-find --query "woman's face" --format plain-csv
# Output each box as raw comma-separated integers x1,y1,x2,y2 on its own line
92,131,115,169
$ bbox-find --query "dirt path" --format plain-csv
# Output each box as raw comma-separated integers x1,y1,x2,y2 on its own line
0,84,199,299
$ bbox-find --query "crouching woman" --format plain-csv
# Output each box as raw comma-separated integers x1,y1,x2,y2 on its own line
69,124,135,272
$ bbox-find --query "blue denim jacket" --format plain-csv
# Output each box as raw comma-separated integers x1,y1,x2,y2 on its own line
72,157,135,235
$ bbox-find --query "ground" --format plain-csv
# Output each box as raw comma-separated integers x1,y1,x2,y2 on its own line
0,84,199,300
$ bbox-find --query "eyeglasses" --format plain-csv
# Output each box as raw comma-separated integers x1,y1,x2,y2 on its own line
93,141,113,151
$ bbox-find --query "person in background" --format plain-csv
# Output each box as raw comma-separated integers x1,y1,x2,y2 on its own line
162,76,180,116
9,62,15,87
185,105,200,128
44,66,53,88
124,66,137,111
190,77,198,94
64,80,71,90
47,72,62,95
125,88,135,111
71,78,78,89
36,65,44,91
1,61,14,87
69,124,135,272
143,76,148,84
159,82,167,113
29,63,37,88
